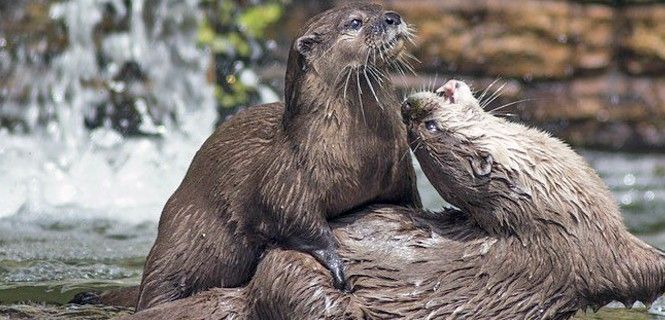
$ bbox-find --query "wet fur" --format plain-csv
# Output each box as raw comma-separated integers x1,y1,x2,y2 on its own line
403,81,665,318
123,202,665,320
135,3,420,310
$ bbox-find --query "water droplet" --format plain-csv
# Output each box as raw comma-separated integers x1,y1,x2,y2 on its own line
623,174,636,186
644,191,655,202
621,194,633,206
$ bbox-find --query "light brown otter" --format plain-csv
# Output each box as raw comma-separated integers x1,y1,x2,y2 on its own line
134,3,420,311
121,80,665,320
401,79,665,317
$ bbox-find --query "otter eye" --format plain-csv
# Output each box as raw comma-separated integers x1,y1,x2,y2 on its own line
425,120,438,132
349,19,363,30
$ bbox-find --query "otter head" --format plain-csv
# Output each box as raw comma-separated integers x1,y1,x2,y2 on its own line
284,3,410,110
403,79,628,241
402,80,490,211
402,80,536,236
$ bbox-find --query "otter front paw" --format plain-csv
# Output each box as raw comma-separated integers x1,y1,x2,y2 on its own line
312,247,352,293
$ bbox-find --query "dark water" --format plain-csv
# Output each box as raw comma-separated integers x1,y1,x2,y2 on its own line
0,150,664,319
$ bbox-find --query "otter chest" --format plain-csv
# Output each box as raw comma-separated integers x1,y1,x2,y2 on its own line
318,133,401,216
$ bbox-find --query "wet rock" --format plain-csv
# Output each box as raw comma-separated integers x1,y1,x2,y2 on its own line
0,304,133,320
620,5,665,75
378,0,613,79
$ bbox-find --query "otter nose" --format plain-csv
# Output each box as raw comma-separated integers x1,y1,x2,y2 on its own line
384,12,402,26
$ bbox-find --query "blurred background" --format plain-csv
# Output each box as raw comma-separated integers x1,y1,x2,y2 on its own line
0,0,664,318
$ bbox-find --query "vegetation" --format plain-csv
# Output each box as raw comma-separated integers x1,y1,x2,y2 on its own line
198,0,289,116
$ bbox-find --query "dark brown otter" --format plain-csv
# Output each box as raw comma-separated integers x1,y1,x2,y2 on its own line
121,80,665,320
122,204,665,320
135,3,420,311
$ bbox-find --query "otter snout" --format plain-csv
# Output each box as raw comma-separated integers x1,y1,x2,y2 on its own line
372,11,403,35
401,92,436,124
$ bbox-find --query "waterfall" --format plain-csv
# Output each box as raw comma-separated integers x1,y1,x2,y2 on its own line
0,0,217,223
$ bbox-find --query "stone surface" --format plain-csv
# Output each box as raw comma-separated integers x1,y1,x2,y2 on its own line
378,0,614,79
620,5,665,75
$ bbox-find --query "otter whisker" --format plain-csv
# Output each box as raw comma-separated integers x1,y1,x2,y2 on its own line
395,55,416,75
403,52,421,64
355,68,367,125
367,66,386,93
478,78,501,105
364,67,384,110
489,99,537,115
403,137,424,163
413,139,428,154
390,59,408,78
428,74,440,93
494,113,517,119
367,65,385,83
405,32,417,46
480,80,505,108
481,82,507,110
334,65,351,85
343,68,353,103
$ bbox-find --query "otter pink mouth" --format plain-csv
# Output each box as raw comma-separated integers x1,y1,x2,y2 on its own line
435,80,462,104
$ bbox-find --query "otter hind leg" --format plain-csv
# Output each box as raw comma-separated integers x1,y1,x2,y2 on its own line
137,226,263,310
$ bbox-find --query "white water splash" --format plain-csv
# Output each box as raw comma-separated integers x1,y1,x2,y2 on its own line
0,0,216,223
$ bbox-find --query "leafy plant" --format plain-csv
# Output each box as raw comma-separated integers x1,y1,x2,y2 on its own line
199,0,288,116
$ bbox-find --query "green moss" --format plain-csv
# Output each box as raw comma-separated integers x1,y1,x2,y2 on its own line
239,4,283,38
198,0,289,113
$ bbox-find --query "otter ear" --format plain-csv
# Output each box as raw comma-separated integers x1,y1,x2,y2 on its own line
295,33,322,57
470,152,493,178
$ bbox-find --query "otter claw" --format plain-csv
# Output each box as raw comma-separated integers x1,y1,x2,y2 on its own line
312,248,352,292
331,266,352,293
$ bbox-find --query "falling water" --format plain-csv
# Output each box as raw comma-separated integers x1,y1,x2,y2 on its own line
0,0,216,223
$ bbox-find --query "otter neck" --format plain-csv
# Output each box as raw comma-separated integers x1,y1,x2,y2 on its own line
283,68,399,138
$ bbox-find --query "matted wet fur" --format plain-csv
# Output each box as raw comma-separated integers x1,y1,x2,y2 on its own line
134,3,420,310
121,203,665,320
120,80,665,320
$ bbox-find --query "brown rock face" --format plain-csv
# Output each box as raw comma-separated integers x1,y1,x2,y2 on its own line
379,0,614,79
620,5,665,75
